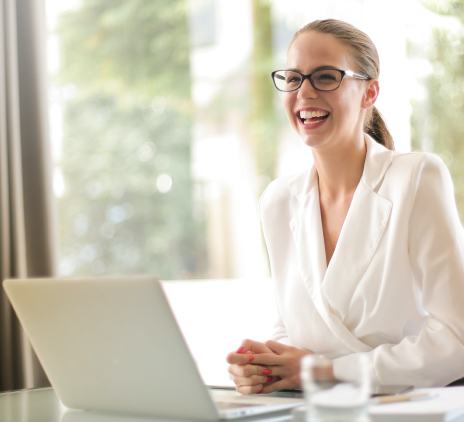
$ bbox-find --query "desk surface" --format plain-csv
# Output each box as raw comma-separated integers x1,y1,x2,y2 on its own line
0,388,298,422
1,388,62,422
3,387,464,422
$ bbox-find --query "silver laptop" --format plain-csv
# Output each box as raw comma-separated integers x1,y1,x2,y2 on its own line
3,276,303,420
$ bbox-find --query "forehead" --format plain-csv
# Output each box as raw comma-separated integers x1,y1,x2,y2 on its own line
287,31,354,72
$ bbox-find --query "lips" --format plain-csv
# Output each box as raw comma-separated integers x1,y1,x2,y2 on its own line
297,107,330,126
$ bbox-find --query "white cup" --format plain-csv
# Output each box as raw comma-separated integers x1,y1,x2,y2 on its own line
300,354,371,422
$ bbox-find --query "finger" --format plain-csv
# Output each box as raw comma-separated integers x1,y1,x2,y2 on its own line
262,379,289,394
227,351,260,364
226,352,258,365
249,364,284,378
264,375,280,386
247,353,282,367
238,339,273,355
260,366,285,377
228,363,272,377
232,374,269,386
264,340,290,355
236,384,264,395
227,351,276,365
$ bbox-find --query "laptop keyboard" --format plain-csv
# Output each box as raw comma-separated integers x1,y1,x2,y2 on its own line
216,401,261,410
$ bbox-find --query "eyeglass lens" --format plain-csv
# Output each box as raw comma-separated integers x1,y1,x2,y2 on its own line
273,70,343,92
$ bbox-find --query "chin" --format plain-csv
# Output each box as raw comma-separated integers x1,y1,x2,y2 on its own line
299,133,329,149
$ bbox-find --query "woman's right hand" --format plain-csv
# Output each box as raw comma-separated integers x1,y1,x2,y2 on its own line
226,339,279,395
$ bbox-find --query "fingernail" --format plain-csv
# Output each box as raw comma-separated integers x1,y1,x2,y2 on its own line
257,390,263,394
267,376,273,382
236,346,244,353
248,355,254,362
262,369,272,375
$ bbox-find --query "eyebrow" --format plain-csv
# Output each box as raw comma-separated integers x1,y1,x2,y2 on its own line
286,65,340,73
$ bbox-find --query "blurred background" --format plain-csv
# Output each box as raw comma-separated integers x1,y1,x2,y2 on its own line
45,0,464,281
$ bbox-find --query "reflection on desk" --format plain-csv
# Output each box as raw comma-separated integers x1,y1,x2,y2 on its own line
0,387,295,422
292,387,464,422
61,410,168,422
3,386,464,422
61,409,295,422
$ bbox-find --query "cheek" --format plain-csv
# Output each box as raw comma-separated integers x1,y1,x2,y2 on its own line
282,93,297,123
333,89,363,122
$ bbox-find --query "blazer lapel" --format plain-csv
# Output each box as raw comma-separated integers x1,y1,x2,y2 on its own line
321,181,392,321
287,134,394,353
288,167,374,353
322,135,394,322
288,166,326,303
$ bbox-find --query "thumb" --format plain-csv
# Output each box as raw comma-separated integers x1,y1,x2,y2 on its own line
237,339,273,354
264,340,289,355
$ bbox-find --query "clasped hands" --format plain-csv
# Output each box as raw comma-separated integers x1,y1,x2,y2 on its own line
227,339,333,395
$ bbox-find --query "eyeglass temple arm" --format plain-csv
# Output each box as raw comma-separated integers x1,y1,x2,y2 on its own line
345,70,370,80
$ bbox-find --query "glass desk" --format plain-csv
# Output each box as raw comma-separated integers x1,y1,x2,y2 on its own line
6,387,464,422
0,388,297,422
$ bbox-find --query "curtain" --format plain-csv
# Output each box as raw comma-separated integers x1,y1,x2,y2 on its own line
0,0,56,391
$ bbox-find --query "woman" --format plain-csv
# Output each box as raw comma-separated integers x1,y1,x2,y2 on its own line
226,19,464,394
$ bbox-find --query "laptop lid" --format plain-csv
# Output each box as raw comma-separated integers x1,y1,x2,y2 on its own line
3,276,220,420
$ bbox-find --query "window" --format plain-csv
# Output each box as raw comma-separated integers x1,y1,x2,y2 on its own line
46,0,464,280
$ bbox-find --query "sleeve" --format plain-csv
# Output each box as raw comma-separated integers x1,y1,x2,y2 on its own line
334,154,464,387
271,300,291,345
258,184,291,346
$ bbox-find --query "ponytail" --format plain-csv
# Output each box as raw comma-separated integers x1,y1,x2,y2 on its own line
364,106,395,151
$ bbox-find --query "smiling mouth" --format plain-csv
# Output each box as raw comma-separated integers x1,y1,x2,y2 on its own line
298,110,330,125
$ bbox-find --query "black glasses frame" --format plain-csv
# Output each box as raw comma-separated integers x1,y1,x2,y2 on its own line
270,69,370,92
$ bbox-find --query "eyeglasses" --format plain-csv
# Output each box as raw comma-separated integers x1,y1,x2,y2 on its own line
271,69,370,92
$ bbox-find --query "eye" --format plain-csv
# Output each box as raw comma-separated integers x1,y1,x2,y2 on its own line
287,76,301,83
316,73,337,81
312,70,342,88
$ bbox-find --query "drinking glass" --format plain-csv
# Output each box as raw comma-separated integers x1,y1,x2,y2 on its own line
300,354,372,422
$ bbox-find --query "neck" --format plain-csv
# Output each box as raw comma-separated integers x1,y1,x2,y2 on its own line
312,132,366,200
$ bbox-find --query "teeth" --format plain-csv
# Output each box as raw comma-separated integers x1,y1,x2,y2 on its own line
304,119,324,125
299,110,329,119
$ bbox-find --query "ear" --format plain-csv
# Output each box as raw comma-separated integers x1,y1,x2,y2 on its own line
361,79,379,110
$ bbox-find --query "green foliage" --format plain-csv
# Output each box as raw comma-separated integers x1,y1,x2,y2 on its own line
411,1,464,221
251,0,278,189
55,0,206,279
56,0,191,101
421,0,464,19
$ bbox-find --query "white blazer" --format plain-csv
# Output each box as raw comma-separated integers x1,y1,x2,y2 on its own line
259,134,464,387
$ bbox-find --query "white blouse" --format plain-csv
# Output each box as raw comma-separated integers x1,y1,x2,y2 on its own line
259,134,464,387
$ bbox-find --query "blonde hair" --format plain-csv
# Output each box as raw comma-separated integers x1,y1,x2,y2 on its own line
290,19,394,150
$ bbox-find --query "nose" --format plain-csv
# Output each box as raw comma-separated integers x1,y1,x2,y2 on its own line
297,78,318,100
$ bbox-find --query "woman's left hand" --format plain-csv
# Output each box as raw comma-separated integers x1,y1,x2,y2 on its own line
251,341,314,393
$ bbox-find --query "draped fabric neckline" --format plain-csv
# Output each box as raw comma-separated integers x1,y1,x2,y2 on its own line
286,134,394,353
